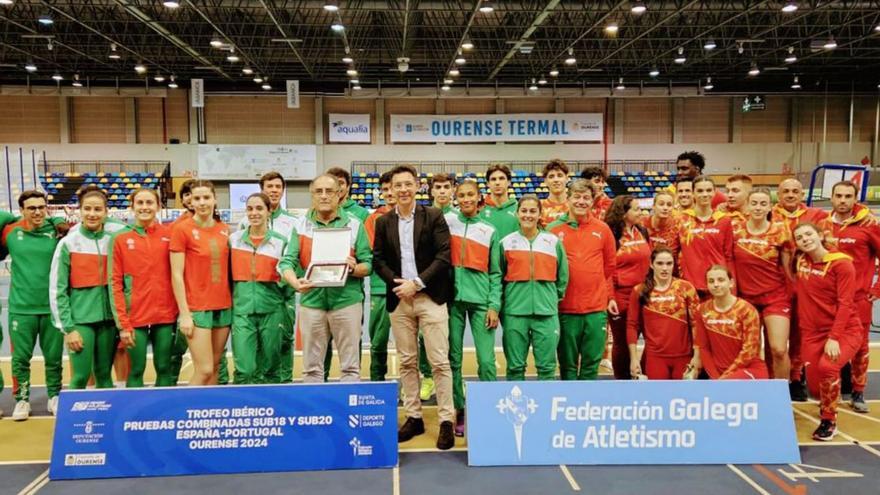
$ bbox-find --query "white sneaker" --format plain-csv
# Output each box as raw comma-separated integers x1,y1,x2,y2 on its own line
48,396,59,416
12,401,31,421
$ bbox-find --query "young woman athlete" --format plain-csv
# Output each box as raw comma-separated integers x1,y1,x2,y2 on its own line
678,176,734,300
109,187,178,387
170,180,232,386
605,195,652,379
793,222,865,440
693,265,768,380
500,195,568,381
627,248,700,380
643,191,680,262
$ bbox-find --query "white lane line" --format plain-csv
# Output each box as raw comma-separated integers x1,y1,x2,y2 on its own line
29,476,49,494
726,464,771,495
393,465,400,495
0,460,50,466
16,468,48,495
834,407,880,425
559,465,581,491
792,407,880,459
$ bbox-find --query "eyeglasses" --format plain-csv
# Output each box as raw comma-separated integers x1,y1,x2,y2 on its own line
24,205,47,212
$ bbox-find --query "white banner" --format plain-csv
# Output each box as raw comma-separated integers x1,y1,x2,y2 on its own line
286,80,300,109
191,79,204,108
198,145,317,180
328,113,371,143
389,113,603,143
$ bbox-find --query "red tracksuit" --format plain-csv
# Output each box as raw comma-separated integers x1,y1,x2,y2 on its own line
795,252,864,420
548,214,616,314
627,278,699,379
609,226,651,379
771,203,829,382
643,216,680,263
695,297,768,380
592,196,613,221
819,204,880,395
678,210,735,296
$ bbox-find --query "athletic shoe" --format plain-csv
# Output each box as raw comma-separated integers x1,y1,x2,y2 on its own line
47,396,59,416
12,401,31,421
437,421,455,450
600,358,613,373
789,381,808,402
812,420,837,441
454,410,465,437
419,377,435,401
851,392,869,413
398,417,425,442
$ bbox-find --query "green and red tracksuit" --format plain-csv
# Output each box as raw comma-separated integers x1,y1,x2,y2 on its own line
820,204,880,396
0,211,16,398
500,229,568,380
480,196,519,240
771,203,829,383
50,221,128,390
239,207,301,383
230,228,290,384
548,214,616,380
2,219,64,402
365,205,392,381
108,221,178,387
447,211,502,408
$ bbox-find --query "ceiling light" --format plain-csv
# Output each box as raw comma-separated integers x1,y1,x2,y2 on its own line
737,42,744,54
674,47,686,64
461,37,474,50
455,50,466,65
350,79,359,84
615,77,625,90
441,84,451,91
168,75,178,88
823,37,837,50
781,1,797,13
227,49,239,62
352,84,362,90
72,76,83,88
24,61,37,72
242,67,253,75
564,47,576,65
703,77,713,90
162,0,180,8
630,1,646,14
134,63,147,74
253,75,263,83
528,79,538,91
108,44,121,59
323,0,338,12
262,83,271,90
443,78,453,84
478,0,493,13
51,72,62,81
649,66,659,77
703,39,717,50
38,14,53,25
549,66,559,77
538,75,547,85
748,61,760,76
47,40,54,51
605,23,619,34
210,37,223,48
875,24,880,32
791,76,801,90
154,74,165,82
342,56,353,63
448,68,460,76
0,0,14,5
784,47,797,63
331,21,344,32
346,68,358,76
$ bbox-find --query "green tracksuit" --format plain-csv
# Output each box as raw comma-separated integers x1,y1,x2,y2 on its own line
479,197,519,240
50,223,126,390
446,211,503,409
230,229,290,384
500,229,569,381
3,218,64,401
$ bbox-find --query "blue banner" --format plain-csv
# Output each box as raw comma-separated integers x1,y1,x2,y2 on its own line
50,382,398,480
466,380,800,466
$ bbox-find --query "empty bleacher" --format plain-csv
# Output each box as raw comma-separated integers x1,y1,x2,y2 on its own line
37,161,170,209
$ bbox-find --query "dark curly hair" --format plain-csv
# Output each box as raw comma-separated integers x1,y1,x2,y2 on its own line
604,194,641,248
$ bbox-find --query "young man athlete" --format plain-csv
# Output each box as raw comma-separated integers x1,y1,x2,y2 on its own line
480,164,519,239
540,159,570,227
430,173,456,214
364,171,396,382
672,151,726,209
580,167,612,220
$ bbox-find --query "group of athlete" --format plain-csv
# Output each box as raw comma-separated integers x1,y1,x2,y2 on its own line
0,151,874,444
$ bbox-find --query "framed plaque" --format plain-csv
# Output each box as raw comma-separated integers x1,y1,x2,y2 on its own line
305,227,351,287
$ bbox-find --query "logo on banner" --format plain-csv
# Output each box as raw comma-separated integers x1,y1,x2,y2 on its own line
72,421,105,444
348,414,385,429
64,453,106,466
349,415,360,428
70,401,112,412
332,121,368,136
349,394,386,406
349,437,373,456
496,386,538,460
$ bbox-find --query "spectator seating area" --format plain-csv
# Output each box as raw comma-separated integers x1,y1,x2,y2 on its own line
41,172,165,209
